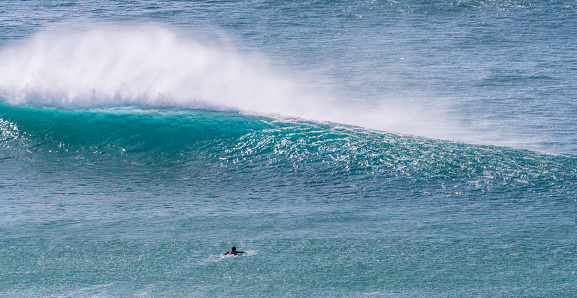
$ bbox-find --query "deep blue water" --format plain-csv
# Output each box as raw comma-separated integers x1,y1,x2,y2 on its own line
1,0,576,296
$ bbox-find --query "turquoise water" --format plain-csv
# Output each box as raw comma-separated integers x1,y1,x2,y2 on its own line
1,0,576,296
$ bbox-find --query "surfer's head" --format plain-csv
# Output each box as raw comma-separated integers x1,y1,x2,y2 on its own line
231,246,236,251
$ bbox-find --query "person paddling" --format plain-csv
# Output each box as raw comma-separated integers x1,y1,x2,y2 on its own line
223,246,245,256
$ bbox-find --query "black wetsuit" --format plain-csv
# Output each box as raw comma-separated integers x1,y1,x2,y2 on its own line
224,249,245,256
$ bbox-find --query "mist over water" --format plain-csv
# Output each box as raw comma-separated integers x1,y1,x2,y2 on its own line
0,23,472,146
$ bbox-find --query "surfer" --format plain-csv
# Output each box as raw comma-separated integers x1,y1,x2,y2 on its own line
223,246,245,256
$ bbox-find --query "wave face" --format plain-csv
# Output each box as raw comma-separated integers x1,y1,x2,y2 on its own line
2,102,575,196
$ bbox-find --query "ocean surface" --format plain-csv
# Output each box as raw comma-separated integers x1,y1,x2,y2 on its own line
1,0,576,296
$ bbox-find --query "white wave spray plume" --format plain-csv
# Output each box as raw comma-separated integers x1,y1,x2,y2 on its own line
0,23,465,141
0,25,309,112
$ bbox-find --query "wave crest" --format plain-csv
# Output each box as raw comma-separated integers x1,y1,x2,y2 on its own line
0,23,522,151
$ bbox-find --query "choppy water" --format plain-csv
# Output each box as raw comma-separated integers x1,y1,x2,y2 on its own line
1,0,576,296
